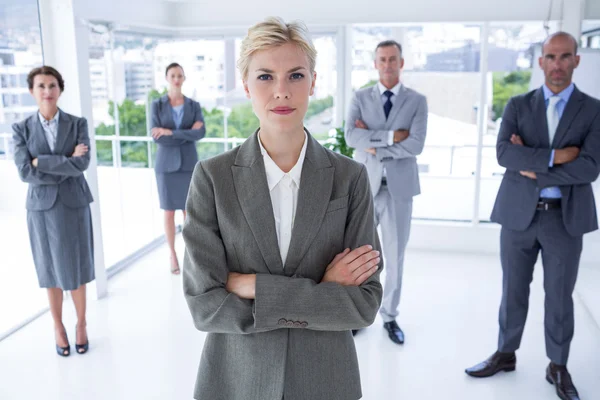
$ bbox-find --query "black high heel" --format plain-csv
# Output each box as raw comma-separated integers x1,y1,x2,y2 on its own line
75,325,89,354
56,332,70,357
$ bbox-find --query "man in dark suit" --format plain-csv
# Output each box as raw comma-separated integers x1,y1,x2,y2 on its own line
465,32,600,400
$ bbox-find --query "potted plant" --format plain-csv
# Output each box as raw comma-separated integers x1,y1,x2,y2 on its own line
324,123,354,158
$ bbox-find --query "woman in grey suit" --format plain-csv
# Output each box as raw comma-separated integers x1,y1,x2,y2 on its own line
12,66,94,357
151,63,205,274
182,18,383,400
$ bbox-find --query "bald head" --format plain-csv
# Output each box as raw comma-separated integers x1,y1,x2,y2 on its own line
539,31,580,92
542,32,578,55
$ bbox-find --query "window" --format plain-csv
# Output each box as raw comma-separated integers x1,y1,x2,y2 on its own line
88,30,170,267
307,35,337,140
352,24,482,221
478,22,551,221
0,0,45,337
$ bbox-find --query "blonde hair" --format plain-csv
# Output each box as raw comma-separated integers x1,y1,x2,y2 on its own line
237,17,317,80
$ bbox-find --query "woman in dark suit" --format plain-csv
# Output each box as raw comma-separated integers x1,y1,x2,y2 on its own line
151,63,206,274
12,66,94,357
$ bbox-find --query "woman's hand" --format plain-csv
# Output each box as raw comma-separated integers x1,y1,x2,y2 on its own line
321,245,380,286
32,158,38,167
192,121,204,130
72,143,89,157
151,128,173,139
226,272,256,299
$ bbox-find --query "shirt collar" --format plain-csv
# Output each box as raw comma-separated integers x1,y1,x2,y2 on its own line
257,130,308,191
378,81,402,97
38,109,60,126
543,83,574,104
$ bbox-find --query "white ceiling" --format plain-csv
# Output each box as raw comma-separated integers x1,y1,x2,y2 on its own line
77,0,600,30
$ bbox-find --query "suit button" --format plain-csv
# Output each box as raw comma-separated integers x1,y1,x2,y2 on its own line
293,321,302,328
300,322,308,328
285,321,295,327
278,318,287,326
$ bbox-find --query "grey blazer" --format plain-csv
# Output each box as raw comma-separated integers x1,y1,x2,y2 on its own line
182,132,383,400
12,111,93,211
491,86,600,236
345,84,428,198
151,95,206,173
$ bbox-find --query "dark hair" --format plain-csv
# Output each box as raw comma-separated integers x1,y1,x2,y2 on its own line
165,62,185,77
27,66,65,92
542,31,579,55
375,40,403,57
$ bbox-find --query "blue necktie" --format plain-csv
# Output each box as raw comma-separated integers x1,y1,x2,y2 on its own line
383,90,393,119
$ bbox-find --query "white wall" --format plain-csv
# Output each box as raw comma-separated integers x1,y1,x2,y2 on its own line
409,222,600,266
587,0,600,19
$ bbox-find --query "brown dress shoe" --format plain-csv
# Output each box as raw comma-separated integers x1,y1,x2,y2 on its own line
465,351,516,378
546,363,580,400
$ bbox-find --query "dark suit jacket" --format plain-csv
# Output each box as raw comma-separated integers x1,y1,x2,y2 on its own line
491,86,600,236
12,111,93,211
151,95,206,173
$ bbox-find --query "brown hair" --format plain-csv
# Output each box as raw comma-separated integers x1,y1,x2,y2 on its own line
27,66,65,92
165,62,185,77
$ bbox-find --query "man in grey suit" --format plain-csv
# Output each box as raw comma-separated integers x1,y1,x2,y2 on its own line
345,40,428,344
465,32,600,400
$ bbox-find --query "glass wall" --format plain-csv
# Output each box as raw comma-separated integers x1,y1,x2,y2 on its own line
87,31,232,268
582,20,600,49
88,31,168,267
0,0,46,336
69,21,594,280
307,35,337,140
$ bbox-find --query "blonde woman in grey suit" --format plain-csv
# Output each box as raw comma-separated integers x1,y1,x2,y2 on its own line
182,17,383,400
151,63,205,274
12,66,94,357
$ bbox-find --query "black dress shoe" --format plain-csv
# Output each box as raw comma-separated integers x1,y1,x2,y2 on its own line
465,351,516,377
383,320,404,344
546,362,580,400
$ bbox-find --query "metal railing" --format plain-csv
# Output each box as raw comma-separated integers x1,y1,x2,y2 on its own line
94,135,249,168
1,131,503,177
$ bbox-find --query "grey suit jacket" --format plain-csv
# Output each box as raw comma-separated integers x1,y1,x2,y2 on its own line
12,111,93,211
182,131,383,400
151,95,206,173
491,86,600,236
345,84,428,198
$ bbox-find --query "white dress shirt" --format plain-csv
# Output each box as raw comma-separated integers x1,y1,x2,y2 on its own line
377,81,402,146
377,81,401,177
257,131,308,266
38,110,60,152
